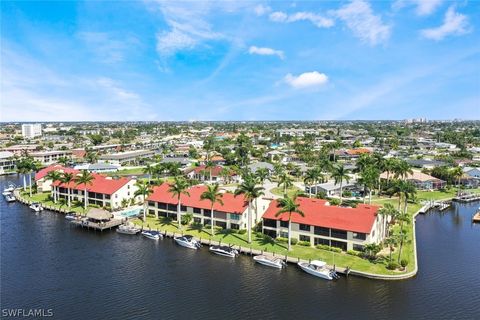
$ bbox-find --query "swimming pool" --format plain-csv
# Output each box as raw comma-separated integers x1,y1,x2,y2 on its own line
118,207,142,218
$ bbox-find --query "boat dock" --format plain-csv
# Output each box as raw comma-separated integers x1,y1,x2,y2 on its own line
70,218,123,231
419,200,452,214
453,193,480,203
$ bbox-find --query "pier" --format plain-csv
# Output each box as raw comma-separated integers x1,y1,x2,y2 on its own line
419,200,452,214
453,193,480,203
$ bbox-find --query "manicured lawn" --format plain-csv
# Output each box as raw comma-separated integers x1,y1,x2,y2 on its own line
107,167,145,176
20,192,93,214
133,215,398,275
270,186,302,198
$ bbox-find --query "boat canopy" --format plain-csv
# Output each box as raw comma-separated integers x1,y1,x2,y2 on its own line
310,260,327,268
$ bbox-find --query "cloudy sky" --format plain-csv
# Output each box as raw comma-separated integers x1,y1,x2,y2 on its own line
1,0,479,121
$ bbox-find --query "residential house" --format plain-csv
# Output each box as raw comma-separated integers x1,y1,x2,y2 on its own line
0,151,16,175
380,170,446,190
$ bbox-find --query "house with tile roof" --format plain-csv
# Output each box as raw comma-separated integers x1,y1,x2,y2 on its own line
262,197,385,251
147,184,271,230
35,165,79,192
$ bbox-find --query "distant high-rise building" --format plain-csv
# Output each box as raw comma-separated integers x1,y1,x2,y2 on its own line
22,124,42,139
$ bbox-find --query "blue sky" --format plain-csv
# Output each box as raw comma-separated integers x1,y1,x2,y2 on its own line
1,0,479,121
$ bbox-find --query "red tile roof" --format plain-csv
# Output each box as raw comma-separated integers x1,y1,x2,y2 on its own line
346,148,372,155
147,184,248,215
52,173,131,195
262,197,379,233
35,165,79,181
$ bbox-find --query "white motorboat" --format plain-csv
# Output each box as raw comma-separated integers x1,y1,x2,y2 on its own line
174,235,201,249
29,202,43,212
117,223,141,235
2,184,15,195
141,230,161,240
4,193,16,203
65,213,79,221
297,260,339,280
209,245,238,258
253,255,286,269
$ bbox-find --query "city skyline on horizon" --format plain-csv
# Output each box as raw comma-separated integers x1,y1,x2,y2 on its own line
1,1,479,122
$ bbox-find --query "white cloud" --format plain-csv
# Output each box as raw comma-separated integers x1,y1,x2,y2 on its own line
269,10,334,28
332,0,391,45
393,0,443,16
421,6,471,41
254,4,271,16
154,2,223,57
248,46,284,59
284,71,329,89
78,32,137,63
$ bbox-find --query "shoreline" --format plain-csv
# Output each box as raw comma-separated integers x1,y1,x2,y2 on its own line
13,188,471,281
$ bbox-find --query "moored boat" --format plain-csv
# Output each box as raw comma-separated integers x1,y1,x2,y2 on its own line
253,255,286,269
209,245,238,257
4,193,16,203
2,184,15,195
65,212,79,221
141,230,161,240
297,260,339,280
29,202,43,212
174,235,201,249
117,223,141,235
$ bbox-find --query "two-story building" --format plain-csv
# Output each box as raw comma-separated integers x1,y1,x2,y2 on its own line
261,197,385,252
51,173,137,210
147,184,270,230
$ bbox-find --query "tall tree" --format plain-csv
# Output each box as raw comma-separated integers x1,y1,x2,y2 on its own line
74,170,94,212
134,180,153,221
200,184,224,236
168,177,190,229
331,164,351,204
275,194,305,251
277,173,293,196
234,176,265,243
61,172,75,208
45,170,62,203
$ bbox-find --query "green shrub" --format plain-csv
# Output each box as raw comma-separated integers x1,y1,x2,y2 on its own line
386,262,399,270
316,244,331,251
331,247,342,253
297,241,311,247
347,250,360,256
329,198,341,206
290,238,298,245
237,229,247,234
276,237,288,243
400,259,409,268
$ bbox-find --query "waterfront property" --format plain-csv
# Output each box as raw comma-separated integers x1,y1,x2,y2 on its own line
0,151,16,175
380,170,446,190
261,197,385,251
35,165,79,192
51,173,137,209
147,183,270,229
30,150,72,165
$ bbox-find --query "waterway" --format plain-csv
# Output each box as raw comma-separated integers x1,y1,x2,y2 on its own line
1,176,479,319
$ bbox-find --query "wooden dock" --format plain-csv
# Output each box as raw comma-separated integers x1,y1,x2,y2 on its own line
70,218,123,231
453,193,480,203
419,200,452,214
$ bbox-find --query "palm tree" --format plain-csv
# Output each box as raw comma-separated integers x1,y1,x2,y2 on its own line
384,235,399,263
45,170,62,203
57,156,70,166
255,167,269,185
378,203,399,238
26,159,40,197
134,180,153,221
200,184,224,236
85,151,99,164
331,164,350,204
204,160,215,183
304,168,321,198
219,167,231,184
450,166,463,188
393,160,413,180
234,176,265,243
16,159,29,191
61,172,75,207
277,173,293,196
275,193,305,251
143,164,155,185
358,165,380,204
168,177,190,229
74,170,94,212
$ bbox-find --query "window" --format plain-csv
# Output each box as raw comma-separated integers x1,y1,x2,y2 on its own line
279,231,288,238
180,205,187,211
314,226,329,236
299,224,310,231
331,240,347,251
167,204,176,211
193,217,201,224
280,220,289,228
353,244,365,252
158,203,167,209
203,219,211,226
105,194,110,199
148,201,156,207
203,210,211,217
331,229,347,240
314,238,329,246
230,223,239,230
299,235,310,242
229,214,240,220
115,194,118,198
215,221,226,229
193,207,202,214
353,232,366,240
263,219,276,228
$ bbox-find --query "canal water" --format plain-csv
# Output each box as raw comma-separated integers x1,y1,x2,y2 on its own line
1,176,479,320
